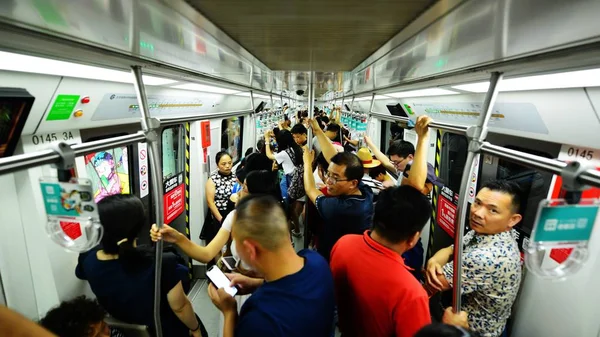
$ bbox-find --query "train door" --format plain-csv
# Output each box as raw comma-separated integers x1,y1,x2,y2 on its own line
160,125,190,267
479,133,559,261
428,132,470,254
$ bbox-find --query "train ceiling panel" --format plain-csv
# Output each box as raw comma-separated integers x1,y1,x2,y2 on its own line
186,0,437,71
0,0,274,91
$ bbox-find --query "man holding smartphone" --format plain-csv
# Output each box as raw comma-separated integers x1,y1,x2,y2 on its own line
207,195,335,337
329,116,434,337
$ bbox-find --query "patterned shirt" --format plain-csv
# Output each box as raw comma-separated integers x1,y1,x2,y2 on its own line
443,230,522,337
210,171,236,211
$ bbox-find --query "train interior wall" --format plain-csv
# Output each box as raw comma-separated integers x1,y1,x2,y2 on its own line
0,68,267,319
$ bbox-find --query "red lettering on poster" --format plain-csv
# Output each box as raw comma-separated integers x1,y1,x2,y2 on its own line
164,184,185,224
549,248,573,264
60,221,82,240
437,196,457,237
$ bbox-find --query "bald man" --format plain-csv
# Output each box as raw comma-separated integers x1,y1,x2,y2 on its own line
208,195,335,337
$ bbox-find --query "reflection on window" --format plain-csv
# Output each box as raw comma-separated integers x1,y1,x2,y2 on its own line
440,133,468,193
379,120,404,155
162,126,185,180
84,147,130,203
497,146,553,235
221,117,243,163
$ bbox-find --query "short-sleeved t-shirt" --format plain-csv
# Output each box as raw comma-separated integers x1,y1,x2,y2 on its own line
315,182,374,261
75,249,189,337
236,250,335,337
274,150,296,175
330,231,431,337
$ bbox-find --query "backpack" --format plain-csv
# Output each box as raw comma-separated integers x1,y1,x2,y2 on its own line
285,148,306,200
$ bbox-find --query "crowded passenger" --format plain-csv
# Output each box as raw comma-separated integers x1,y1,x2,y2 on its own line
364,135,441,193
290,123,308,146
201,151,236,243
355,147,385,197
76,194,207,337
303,118,374,261
364,123,441,279
264,129,304,237
425,180,523,337
39,296,119,337
368,162,396,188
207,195,335,337
329,116,433,337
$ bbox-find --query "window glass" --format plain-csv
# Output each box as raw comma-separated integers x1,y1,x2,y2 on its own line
496,146,553,235
379,120,404,155
162,126,185,180
84,147,131,203
221,117,243,163
440,133,468,193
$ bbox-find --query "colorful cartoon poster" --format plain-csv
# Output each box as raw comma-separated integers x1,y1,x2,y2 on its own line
84,147,130,203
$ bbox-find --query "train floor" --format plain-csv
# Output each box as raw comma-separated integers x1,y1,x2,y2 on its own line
189,222,341,337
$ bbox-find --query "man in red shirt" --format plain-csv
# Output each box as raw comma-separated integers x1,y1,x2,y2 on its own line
330,116,433,337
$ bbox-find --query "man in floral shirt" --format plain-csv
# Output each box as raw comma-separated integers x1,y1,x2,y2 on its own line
425,180,524,337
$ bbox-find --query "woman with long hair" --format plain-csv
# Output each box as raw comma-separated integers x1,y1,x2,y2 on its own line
264,129,304,237
76,194,207,337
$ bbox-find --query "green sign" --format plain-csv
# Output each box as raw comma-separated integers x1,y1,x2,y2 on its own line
47,95,80,121
32,0,67,26
534,204,599,243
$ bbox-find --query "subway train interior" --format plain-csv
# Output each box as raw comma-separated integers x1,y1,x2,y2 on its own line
1,0,600,336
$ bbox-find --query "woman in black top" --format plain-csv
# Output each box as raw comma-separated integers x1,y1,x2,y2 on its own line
76,194,207,337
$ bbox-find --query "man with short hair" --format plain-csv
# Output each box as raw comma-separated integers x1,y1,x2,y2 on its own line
425,180,523,337
303,119,374,261
330,116,434,337
364,135,441,194
313,122,344,157
290,124,308,146
208,195,335,337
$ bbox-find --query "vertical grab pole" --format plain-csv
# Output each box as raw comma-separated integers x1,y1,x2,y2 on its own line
365,93,376,143
304,71,315,248
452,72,503,312
131,66,165,337
307,71,315,148
250,91,256,153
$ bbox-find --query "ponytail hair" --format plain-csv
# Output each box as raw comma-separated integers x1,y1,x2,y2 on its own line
98,194,151,271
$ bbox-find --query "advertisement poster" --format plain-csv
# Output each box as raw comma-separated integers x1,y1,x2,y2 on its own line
163,173,185,224
437,186,459,237
164,184,185,224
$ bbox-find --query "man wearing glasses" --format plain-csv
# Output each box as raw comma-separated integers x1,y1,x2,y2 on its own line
364,135,441,195
303,119,374,262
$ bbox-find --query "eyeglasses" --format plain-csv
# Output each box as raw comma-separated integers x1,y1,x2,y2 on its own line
324,172,350,184
390,157,407,167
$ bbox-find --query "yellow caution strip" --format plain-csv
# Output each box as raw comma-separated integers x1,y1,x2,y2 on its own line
427,130,442,259
184,122,192,279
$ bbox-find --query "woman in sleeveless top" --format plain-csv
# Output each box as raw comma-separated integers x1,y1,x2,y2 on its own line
200,151,236,243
